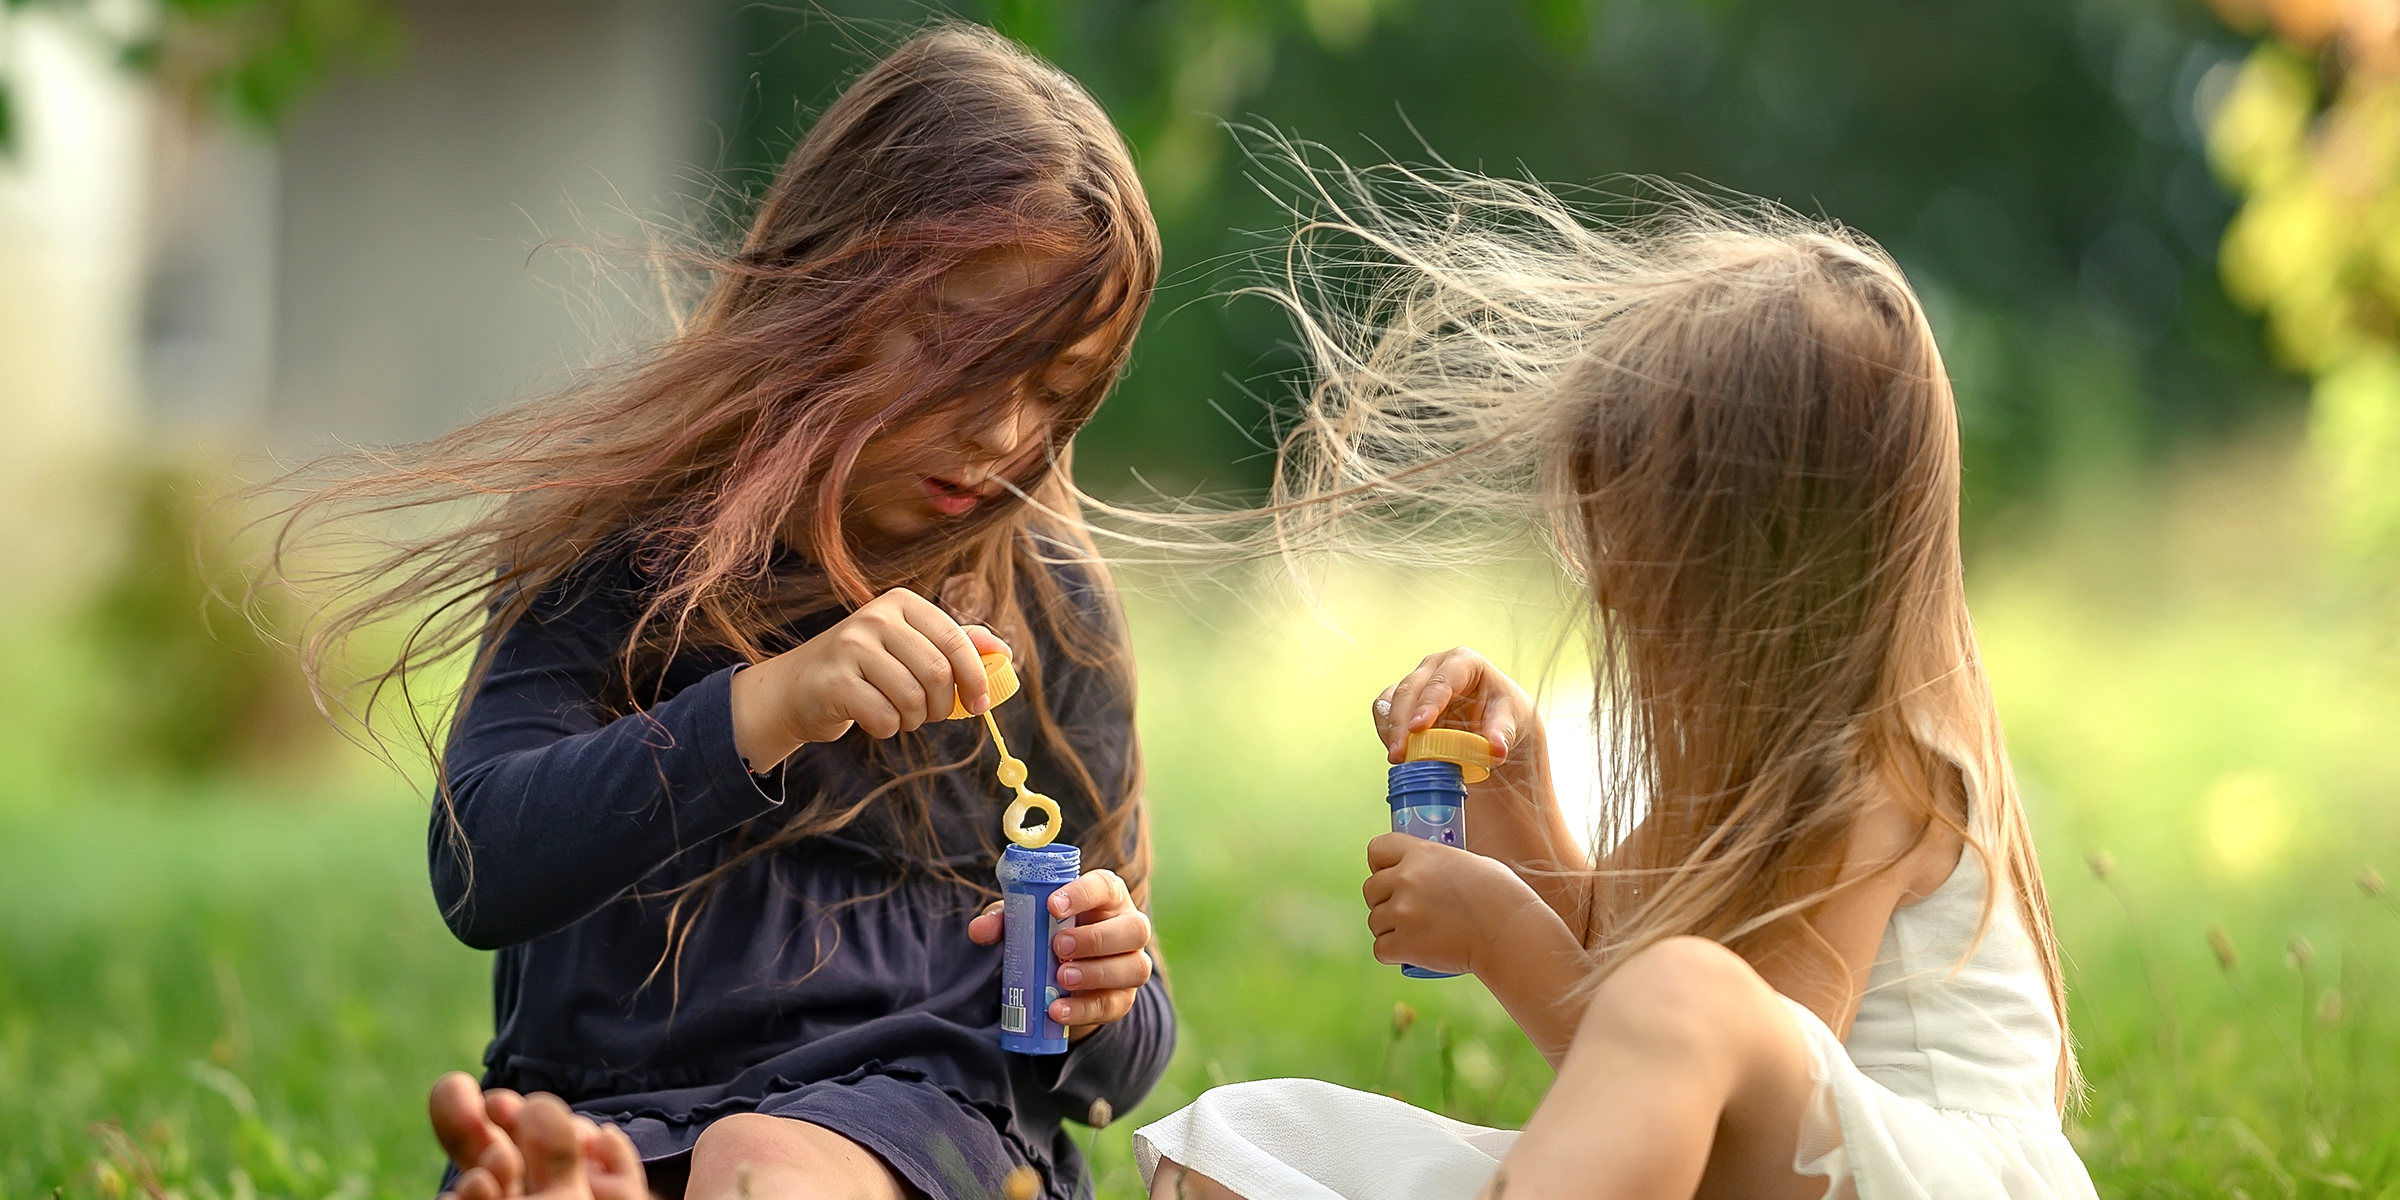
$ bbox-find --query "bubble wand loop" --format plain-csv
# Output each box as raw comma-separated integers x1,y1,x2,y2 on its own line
981,709,1061,849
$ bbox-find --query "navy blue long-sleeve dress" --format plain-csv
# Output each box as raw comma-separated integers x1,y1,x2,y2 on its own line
433,548,1172,1200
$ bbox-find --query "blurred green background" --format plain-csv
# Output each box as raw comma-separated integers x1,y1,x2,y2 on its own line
1,0,2397,1197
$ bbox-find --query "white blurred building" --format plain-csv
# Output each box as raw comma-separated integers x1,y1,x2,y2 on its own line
2,0,719,448
0,0,720,590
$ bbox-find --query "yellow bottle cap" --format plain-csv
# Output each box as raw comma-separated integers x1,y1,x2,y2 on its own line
947,651,1020,721
1404,728,1493,784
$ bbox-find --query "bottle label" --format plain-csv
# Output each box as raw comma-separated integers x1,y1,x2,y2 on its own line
1003,890,1037,1034
1002,889,1070,1041
1393,803,1463,845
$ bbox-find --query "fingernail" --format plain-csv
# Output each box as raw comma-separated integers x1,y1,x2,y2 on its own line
1056,933,1076,956
1059,966,1083,987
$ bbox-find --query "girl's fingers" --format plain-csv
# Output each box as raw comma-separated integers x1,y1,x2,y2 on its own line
847,657,921,737
1482,706,1520,762
1056,948,1151,992
1054,909,1150,960
1384,649,1486,753
960,623,1011,658
1380,647,1541,762
1366,831,1417,872
965,902,1004,947
1048,869,1132,922
869,625,952,729
1408,670,1459,733
896,592,987,719
1049,986,1137,1028
1370,684,1400,740
1382,663,1439,754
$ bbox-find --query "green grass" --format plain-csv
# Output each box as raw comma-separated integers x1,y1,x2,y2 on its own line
4,450,2398,1200
0,793,488,1200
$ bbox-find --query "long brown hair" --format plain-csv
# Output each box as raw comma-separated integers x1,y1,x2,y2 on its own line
263,25,1161,916
1242,150,2075,1104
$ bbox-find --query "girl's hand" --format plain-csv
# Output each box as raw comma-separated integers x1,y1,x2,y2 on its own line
1372,646,1546,781
969,869,1154,1037
1363,832,1551,978
730,587,1009,773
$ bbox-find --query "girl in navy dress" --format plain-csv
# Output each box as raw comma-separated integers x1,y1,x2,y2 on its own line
273,26,1168,1200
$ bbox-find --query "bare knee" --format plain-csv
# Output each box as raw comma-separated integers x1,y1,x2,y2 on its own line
691,1112,792,1164
1582,936,1779,1065
689,1113,852,1183
688,1115,913,1200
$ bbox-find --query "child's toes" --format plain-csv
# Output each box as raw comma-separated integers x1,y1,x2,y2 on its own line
586,1122,650,1200
430,1073,501,1165
450,1167,505,1200
514,1095,592,1198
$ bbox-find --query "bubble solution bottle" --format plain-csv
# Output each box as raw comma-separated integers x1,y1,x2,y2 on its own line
996,841,1079,1054
1386,728,1494,980
952,649,1080,1056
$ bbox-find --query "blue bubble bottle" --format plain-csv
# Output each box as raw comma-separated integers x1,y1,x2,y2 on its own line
1387,728,1493,980
997,841,1079,1054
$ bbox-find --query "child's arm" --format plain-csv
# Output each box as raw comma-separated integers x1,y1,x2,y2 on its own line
726,587,1006,774
435,564,781,949
1374,647,1595,935
435,572,1001,950
1362,833,1593,1065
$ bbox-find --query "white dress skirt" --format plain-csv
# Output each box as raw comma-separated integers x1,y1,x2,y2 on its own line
1134,849,2098,1199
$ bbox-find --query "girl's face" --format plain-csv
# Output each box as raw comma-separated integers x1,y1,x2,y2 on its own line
840,250,1118,545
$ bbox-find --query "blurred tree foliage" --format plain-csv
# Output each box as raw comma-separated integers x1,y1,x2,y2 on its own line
721,0,2300,534
2204,0,2400,576
0,0,397,150
0,0,392,778
82,465,328,778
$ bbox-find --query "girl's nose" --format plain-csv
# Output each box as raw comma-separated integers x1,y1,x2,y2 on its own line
965,392,1038,460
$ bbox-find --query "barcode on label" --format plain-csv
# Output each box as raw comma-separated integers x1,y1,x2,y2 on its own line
1002,1004,1028,1034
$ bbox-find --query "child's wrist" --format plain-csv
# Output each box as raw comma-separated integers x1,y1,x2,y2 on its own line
729,659,804,773
1468,890,1575,981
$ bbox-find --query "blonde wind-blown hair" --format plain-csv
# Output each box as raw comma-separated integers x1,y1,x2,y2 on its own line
1239,150,2075,1104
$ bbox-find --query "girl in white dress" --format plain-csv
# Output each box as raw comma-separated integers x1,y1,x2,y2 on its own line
1135,165,2100,1200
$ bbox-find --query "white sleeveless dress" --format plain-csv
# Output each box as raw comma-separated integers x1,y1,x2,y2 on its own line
1132,848,2098,1199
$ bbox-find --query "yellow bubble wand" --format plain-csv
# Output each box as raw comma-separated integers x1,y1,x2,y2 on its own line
947,651,1060,849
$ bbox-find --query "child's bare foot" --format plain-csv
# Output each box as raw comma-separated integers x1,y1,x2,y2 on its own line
431,1072,649,1200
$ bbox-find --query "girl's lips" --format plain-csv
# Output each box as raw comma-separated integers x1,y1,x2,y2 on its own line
921,477,981,517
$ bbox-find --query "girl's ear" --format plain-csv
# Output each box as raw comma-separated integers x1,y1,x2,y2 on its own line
938,572,993,626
